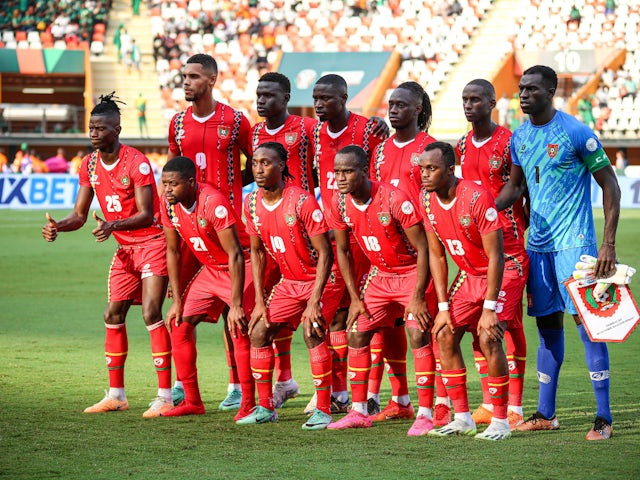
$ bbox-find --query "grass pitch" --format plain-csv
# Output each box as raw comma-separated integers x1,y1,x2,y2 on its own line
1,209,639,479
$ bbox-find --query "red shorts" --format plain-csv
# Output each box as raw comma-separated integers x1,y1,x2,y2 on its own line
266,274,345,330
449,270,526,329
338,234,371,309
181,258,255,321
108,235,167,304
354,268,424,332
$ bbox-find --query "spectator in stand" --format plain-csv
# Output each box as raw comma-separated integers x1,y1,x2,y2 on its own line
44,148,69,173
497,93,510,128
622,75,637,99
615,148,628,174
136,93,148,137
567,4,581,28
69,149,86,175
577,95,596,129
0,147,9,172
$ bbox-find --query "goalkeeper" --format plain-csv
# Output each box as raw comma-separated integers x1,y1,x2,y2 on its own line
495,65,621,441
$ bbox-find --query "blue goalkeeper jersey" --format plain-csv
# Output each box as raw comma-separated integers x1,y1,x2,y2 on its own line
511,110,610,252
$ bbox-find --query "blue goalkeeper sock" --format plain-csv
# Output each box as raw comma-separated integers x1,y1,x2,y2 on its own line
578,324,612,424
536,328,564,419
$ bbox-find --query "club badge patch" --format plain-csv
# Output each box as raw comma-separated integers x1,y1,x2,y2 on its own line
489,155,501,169
401,201,414,215
198,217,207,227
120,175,130,186
218,126,229,138
378,212,391,226
285,133,297,145
459,215,471,226
285,214,296,225
547,144,559,158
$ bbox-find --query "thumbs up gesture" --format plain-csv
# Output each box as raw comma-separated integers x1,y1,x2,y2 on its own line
91,211,112,242
42,212,58,242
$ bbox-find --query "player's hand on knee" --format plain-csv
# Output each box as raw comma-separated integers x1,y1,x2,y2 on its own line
228,305,248,337
477,311,504,342
431,311,453,337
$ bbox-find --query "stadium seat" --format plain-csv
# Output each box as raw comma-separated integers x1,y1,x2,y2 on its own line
90,41,104,56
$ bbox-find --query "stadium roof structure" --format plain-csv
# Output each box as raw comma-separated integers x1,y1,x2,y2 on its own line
0,48,85,74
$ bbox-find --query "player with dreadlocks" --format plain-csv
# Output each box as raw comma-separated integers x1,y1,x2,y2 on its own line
366,81,442,435
42,92,173,418
241,142,344,429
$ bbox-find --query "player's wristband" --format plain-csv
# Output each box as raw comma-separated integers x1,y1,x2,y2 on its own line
438,302,449,312
483,300,497,311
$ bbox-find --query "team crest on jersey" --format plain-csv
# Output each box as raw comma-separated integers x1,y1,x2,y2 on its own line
218,126,230,138
285,133,297,145
410,153,421,165
285,213,296,226
459,215,471,226
90,174,99,185
120,175,130,186
519,144,527,153
198,217,207,227
489,155,502,169
547,144,559,158
378,212,391,226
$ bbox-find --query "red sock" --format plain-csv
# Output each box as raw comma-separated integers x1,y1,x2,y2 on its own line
367,331,384,395
170,322,202,405
329,330,348,393
105,323,127,388
251,346,274,409
147,319,172,389
432,337,447,399
472,335,490,405
441,368,469,414
505,327,526,407
348,345,371,403
309,342,332,414
223,323,240,385
384,327,409,397
412,345,435,409
273,332,293,383
232,332,255,408
488,375,509,419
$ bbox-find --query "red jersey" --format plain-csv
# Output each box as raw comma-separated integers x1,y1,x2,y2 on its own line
250,115,317,192
421,179,501,276
244,185,330,282
371,131,436,206
327,181,421,274
456,126,528,275
313,112,383,209
160,183,248,271
79,145,162,245
168,103,251,214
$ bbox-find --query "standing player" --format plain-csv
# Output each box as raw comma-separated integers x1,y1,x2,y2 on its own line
42,93,172,418
250,72,319,406
326,146,436,437
167,53,252,412
241,142,343,429
369,81,442,424
159,156,255,419
310,74,388,415
496,65,620,440
420,142,512,441
456,79,529,429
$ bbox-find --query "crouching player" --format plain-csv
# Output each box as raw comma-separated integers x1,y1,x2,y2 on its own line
326,145,436,436
241,142,343,429
159,156,255,419
420,142,512,441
